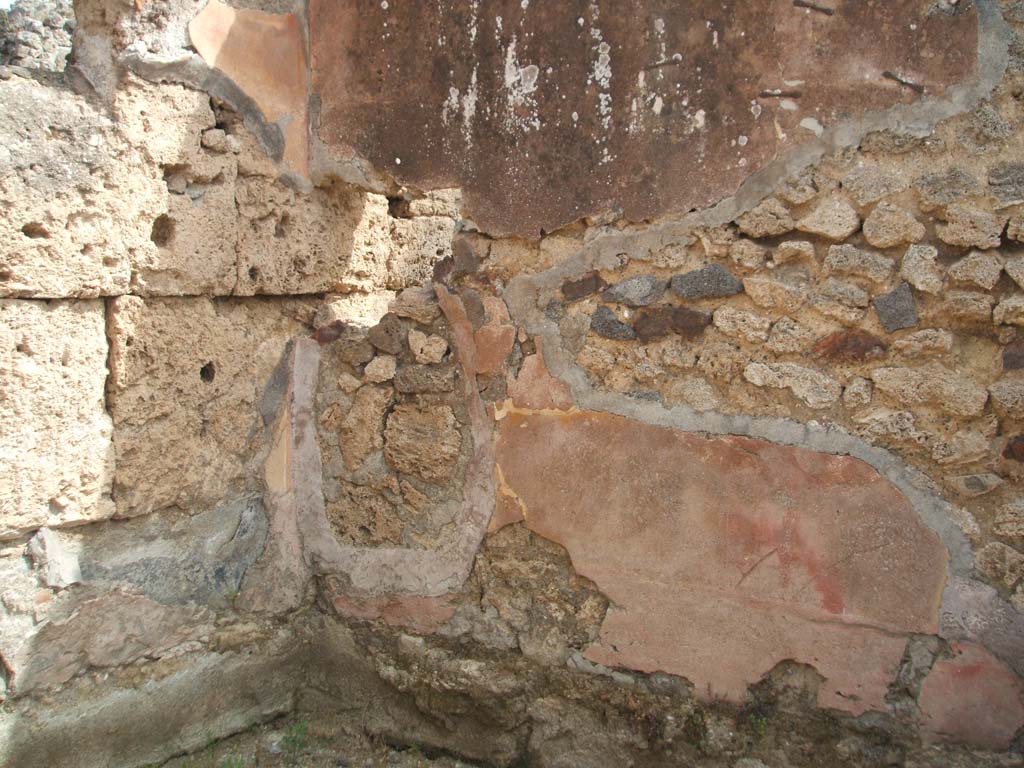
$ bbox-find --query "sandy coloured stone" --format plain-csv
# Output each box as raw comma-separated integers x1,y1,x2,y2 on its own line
713,307,771,343
818,278,870,308
670,264,743,300
892,329,954,358
495,411,947,715
862,202,925,248
743,361,841,408
825,244,894,284
363,355,397,383
664,375,720,412
388,216,457,290
948,251,1004,290
989,161,1024,205
772,240,815,265
945,473,1003,498
871,364,988,417
367,314,407,355
919,643,1024,750
408,329,448,365
843,166,907,206
765,317,817,354
0,300,113,539
937,205,1006,250
394,364,455,393
937,290,995,324
976,543,1024,591
742,274,808,313
1005,255,1024,290
995,499,1024,543
796,197,861,241
990,376,1024,419
107,296,312,518
931,430,989,466
390,285,441,325
735,198,794,238
340,385,393,470
994,295,1024,326
383,404,461,484
729,239,768,269
900,245,945,295
843,377,873,408
914,167,980,209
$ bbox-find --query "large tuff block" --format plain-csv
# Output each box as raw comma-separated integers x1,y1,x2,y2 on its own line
0,300,113,539
107,296,313,518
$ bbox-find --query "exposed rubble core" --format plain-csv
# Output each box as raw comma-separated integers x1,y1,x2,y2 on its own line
2,0,1024,767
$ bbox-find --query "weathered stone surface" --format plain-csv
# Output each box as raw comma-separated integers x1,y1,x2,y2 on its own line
589,306,636,341
914,167,979,209
844,166,907,206
743,362,841,409
994,294,1024,326
508,342,573,412
1006,255,1024,290
870,364,988,418
310,1,978,237
1004,341,1024,372
862,203,925,249
892,329,953,358
736,198,793,239
393,364,456,394
473,325,516,375
367,314,407,355
388,216,457,290
765,317,816,354
0,300,113,538
945,473,1003,498
408,330,448,365
843,377,873,409
818,278,870,309
813,330,887,362
561,272,608,302
729,239,768,269
384,404,461,484
603,275,665,307
363,355,396,383
633,306,711,343
495,411,948,714
919,643,1024,750
390,285,441,325
340,385,393,470
900,245,944,295
948,251,1004,290
670,264,743,300
742,274,808,313
825,244,894,284
932,430,989,467
873,282,918,333
990,376,1024,419
976,543,1024,592
937,205,1006,250
713,307,771,343
797,197,860,241
772,240,815,265
989,161,1024,205
939,290,994,324
107,296,310,518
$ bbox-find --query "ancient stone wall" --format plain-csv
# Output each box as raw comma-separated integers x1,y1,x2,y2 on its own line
2,0,1024,766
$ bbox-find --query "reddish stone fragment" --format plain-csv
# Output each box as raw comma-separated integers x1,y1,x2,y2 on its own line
507,339,573,411
1005,436,1024,462
562,272,608,302
633,306,712,342
495,411,948,714
813,330,888,362
331,593,457,634
919,643,1024,750
474,325,517,376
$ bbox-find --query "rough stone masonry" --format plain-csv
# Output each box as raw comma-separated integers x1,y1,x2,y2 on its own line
2,0,1024,766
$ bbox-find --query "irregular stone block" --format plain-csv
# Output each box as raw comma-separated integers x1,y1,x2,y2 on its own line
892,329,953,358
670,264,743,300
390,285,441,325
388,216,457,291
766,317,817,354
989,161,1024,205
743,361,841,409
0,300,113,539
736,198,793,238
937,205,1006,250
729,239,768,269
408,329,448,365
742,274,808,313
914,167,979,209
772,240,815,265
813,330,888,362
107,296,312,518
874,282,918,333
384,404,461,484
797,197,860,241
561,271,608,301
603,275,666,307
590,306,636,341
394,363,456,394
818,278,870,308
495,411,948,715
994,294,1024,326
990,376,1024,419
870,364,988,417
862,202,925,249
948,250,1004,290
713,307,771,343
900,244,944,295
944,473,1003,498
825,244,894,284
1004,341,1024,371
937,290,994,324
633,306,711,342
